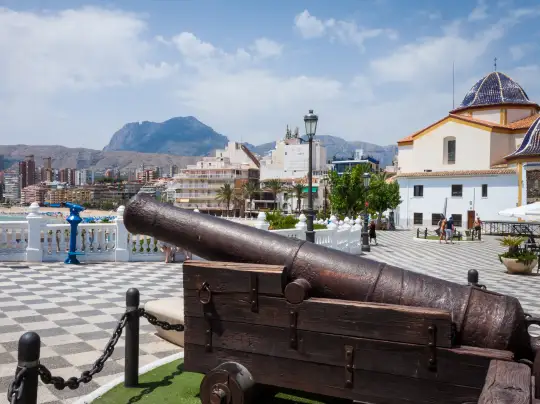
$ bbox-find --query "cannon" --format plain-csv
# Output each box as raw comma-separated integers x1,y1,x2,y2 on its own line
124,194,540,403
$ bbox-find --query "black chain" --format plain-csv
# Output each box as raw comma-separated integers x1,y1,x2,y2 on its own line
38,312,128,390
138,308,185,331
7,306,184,396
7,367,26,404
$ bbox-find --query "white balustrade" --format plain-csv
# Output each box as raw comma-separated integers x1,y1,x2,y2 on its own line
0,204,369,262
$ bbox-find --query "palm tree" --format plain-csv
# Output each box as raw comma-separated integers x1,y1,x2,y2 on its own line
215,183,234,216
242,181,259,212
264,179,283,210
291,183,307,214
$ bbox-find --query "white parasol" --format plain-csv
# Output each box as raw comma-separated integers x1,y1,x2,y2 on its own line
498,202,540,221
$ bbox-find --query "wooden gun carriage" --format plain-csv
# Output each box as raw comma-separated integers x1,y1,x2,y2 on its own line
182,261,539,404
122,194,540,403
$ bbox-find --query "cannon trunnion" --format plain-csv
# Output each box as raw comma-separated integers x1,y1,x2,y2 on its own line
182,261,535,404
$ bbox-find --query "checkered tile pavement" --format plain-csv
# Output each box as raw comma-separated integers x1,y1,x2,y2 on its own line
0,262,183,404
366,230,540,320
1,233,540,403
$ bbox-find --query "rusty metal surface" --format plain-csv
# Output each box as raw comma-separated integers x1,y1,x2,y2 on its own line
124,194,535,360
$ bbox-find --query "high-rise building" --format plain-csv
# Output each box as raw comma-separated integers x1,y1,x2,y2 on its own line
18,155,36,189
74,169,89,186
0,154,4,171
43,157,53,182
4,168,21,202
59,168,75,185
169,165,179,177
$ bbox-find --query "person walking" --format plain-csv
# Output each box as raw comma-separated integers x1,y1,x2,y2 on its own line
474,216,482,241
369,220,377,245
445,215,455,244
438,216,446,244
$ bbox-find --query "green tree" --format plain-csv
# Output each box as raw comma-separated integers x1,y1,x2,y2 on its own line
215,183,234,215
242,181,259,211
290,183,306,214
264,179,283,210
367,173,402,228
328,164,371,216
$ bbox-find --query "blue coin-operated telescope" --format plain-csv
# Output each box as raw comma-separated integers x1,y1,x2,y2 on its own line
63,202,86,265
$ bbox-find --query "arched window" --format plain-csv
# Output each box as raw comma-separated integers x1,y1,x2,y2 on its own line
443,136,456,165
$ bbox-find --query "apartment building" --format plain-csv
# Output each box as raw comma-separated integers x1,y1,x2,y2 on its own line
19,155,36,189
21,184,48,205
167,142,260,213
4,168,20,202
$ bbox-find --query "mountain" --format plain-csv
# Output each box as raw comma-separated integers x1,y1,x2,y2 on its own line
248,135,398,168
103,116,228,156
0,145,200,171
104,116,398,168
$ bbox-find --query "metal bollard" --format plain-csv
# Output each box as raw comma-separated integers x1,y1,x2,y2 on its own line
424,228,428,239
125,288,140,388
13,332,40,404
467,269,479,286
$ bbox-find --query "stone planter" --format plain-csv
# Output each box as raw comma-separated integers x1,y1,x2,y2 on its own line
501,257,537,274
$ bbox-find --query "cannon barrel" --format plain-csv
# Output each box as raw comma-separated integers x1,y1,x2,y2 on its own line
124,194,537,360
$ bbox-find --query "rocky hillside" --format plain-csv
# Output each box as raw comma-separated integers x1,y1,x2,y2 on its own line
0,145,200,170
103,116,228,156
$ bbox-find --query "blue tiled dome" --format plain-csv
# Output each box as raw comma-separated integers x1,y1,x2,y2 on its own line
457,72,535,110
506,116,540,160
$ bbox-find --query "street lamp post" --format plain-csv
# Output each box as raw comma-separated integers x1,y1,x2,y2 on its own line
304,109,318,243
361,172,371,252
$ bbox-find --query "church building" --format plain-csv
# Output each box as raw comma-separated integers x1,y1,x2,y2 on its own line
394,71,540,229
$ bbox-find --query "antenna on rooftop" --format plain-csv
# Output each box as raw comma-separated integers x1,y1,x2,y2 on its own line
452,61,455,109
494,57,497,72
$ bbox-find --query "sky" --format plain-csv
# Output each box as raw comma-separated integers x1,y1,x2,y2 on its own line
1,0,540,150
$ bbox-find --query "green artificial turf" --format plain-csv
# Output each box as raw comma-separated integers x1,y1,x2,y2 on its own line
93,360,346,404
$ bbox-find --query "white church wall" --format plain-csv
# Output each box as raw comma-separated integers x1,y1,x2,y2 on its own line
399,121,492,172
507,108,535,124
397,174,518,229
472,109,501,124
397,144,414,172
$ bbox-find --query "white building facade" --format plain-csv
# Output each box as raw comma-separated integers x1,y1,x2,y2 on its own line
394,71,540,229
259,127,327,181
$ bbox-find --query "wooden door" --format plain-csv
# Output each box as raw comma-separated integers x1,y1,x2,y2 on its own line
467,210,475,229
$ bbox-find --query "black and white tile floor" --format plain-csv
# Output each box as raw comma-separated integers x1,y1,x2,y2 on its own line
0,262,183,404
1,232,539,403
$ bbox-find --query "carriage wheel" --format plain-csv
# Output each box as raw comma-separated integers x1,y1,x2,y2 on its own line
200,362,255,404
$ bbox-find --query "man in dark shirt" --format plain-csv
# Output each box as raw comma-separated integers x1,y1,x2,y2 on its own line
445,216,454,244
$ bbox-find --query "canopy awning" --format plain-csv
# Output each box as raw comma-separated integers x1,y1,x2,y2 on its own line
498,202,540,221
302,186,318,193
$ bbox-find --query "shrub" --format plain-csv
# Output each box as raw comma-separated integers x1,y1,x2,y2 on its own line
266,211,299,230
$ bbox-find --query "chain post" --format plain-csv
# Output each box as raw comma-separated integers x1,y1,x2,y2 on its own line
14,332,40,404
125,288,140,388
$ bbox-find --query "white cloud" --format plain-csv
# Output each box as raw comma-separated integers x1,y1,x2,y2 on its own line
293,9,397,51
0,7,175,96
509,44,536,61
1,5,539,151
294,10,327,38
468,0,488,21
251,38,283,59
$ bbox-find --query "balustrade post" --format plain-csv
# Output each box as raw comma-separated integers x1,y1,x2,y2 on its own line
125,288,140,387
254,212,269,231
114,206,130,262
26,202,43,263
327,221,338,249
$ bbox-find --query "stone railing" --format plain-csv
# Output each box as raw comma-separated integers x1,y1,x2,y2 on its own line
0,204,364,262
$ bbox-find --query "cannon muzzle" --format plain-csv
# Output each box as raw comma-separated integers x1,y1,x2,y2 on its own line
124,194,537,360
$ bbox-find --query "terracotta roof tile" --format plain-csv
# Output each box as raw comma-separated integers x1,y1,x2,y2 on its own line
395,169,516,178
507,113,540,129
